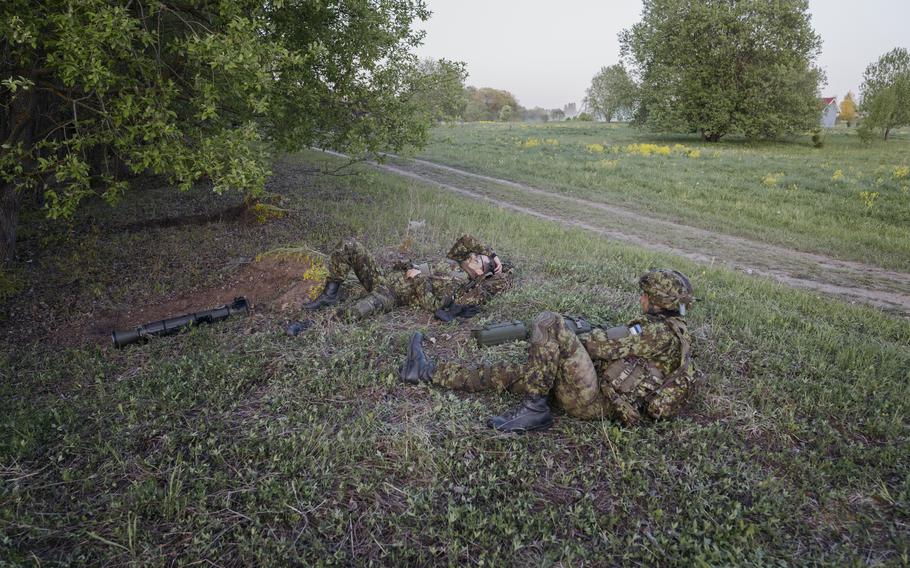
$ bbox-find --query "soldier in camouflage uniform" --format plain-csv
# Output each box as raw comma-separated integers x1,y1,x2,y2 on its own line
302,235,513,322
399,269,695,431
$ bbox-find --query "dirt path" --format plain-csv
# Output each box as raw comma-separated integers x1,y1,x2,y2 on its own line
322,150,910,316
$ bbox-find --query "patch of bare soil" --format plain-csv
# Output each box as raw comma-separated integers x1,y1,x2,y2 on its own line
82,257,318,344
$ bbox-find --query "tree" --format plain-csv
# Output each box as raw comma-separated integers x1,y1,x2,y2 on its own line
1,0,436,264
463,87,521,122
584,64,637,122
499,105,513,123
410,59,468,123
859,48,910,140
838,92,857,126
550,108,565,121
620,0,824,141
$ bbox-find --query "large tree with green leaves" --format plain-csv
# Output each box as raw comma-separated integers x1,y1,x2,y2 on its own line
584,64,637,122
620,0,824,141
1,0,440,264
859,48,910,141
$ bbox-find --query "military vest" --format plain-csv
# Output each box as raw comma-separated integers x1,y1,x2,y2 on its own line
599,316,692,408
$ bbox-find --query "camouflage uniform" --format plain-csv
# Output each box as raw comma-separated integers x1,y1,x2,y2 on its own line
432,310,694,425
324,235,512,321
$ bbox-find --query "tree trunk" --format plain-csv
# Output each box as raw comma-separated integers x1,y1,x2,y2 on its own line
0,76,38,265
884,127,890,141
0,182,20,265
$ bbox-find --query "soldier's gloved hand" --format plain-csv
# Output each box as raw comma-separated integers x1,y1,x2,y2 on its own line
491,255,503,275
434,303,482,322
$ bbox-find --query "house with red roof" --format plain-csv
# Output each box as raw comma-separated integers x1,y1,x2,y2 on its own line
820,97,838,128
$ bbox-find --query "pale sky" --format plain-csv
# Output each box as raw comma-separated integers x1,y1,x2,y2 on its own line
415,0,910,110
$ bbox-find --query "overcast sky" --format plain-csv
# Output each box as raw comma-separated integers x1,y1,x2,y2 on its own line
415,0,910,110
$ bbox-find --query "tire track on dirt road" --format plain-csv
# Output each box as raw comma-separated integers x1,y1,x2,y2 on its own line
320,150,910,316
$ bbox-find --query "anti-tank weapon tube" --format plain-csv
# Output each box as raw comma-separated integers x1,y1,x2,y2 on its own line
111,297,250,348
471,315,632,347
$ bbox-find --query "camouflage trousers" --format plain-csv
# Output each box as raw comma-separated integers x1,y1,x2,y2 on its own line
433,312,616,420
326,239,414,321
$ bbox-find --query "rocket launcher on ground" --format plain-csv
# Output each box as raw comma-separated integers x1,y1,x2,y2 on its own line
111,297,250,348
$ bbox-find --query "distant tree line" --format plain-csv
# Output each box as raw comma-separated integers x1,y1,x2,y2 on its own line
576,0,910,143
457,86,570,123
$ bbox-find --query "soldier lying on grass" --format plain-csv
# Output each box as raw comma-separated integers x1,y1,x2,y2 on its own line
398,269,696,432
299,234,514,323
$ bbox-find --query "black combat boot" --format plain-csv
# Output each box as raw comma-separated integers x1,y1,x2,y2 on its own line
488,394,553,432
399,332,436,384
303,281,341,310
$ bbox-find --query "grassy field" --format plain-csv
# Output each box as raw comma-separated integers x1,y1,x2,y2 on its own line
417,122,910,271
1,150,909,565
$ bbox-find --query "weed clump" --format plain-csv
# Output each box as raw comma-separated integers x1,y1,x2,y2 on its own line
762,172,784,186
256,246,329,299
859,191,879,209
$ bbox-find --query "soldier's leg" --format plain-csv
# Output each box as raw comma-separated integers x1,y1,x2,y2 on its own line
305,239,382,311
432,361,530,393
327,238,385,292
481,312,565,431
526,312,608,419
338,288,398,321
431,311,600,401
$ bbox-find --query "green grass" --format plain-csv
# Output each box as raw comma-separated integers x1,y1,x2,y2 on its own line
1,150,908,565
416,122,910,271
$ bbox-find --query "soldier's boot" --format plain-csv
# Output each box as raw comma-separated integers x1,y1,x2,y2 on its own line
303,281,341,310
398,332,436,384
488,394,553,432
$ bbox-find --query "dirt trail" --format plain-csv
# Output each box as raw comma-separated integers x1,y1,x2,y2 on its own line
325,151,910,316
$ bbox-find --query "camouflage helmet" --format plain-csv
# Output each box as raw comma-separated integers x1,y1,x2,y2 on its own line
638,269,694,313
447,234,489,262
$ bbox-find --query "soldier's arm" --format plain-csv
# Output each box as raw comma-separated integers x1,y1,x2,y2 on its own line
645,377,692,420
581,321,675,361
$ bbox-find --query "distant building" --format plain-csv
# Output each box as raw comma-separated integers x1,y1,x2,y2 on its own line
563,102,578,119
820,97,838,128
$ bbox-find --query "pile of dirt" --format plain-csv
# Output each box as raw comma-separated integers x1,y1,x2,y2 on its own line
87,257,319,343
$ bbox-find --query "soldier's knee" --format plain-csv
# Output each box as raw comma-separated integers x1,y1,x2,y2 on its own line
530,311,561,344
